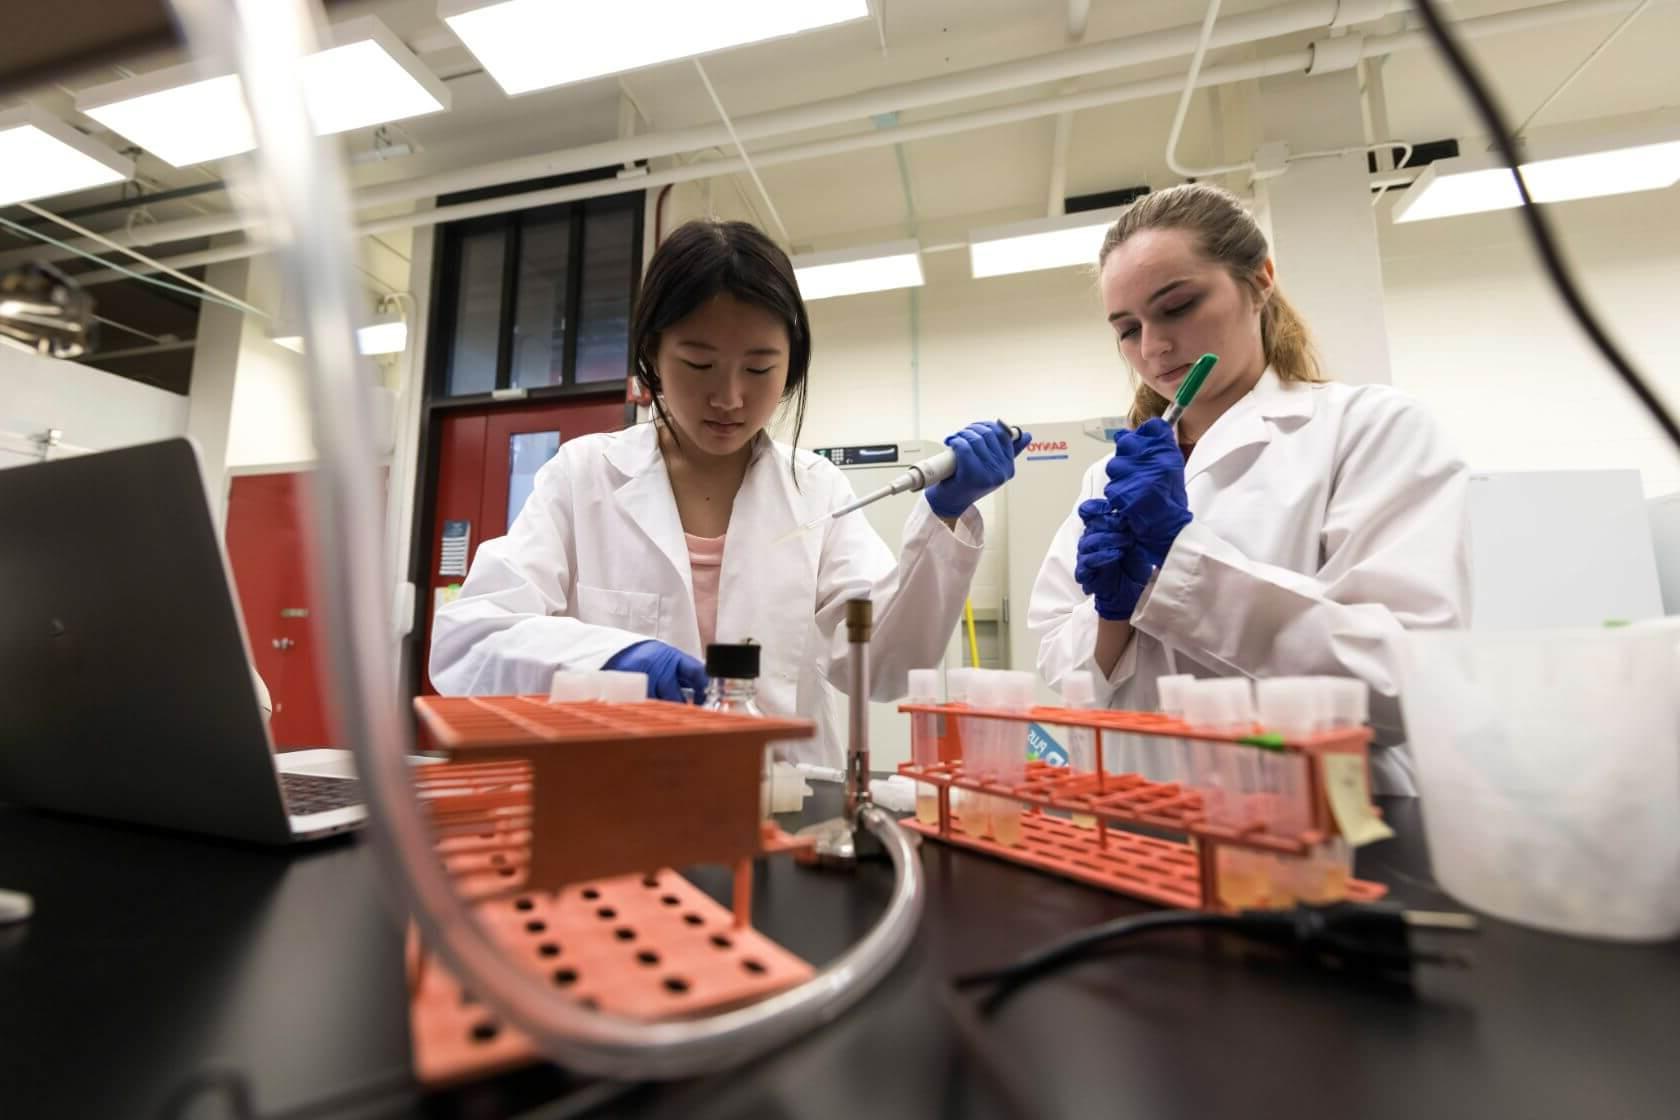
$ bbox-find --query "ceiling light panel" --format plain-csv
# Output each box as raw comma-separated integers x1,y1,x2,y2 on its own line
0,106,133,207
78,16,448,168
968,208,1127,279
441,0,869,95
792,241,924,301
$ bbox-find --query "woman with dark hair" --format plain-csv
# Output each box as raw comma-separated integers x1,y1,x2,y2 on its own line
432,219,1027,765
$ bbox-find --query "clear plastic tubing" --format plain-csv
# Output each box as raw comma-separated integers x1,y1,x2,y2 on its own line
180,0,927,1081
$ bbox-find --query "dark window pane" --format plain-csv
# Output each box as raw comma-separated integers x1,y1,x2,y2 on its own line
510,217,571,390
448,230,506,396
507,431,561,531
575,205,634,384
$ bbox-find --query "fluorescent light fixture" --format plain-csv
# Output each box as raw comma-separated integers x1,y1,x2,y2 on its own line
792,241,924,301
0,105,133,207
356,317,409,356
271,315,408,356
968,206,1127,279
1393,113,1680,223
441,0,869,95
78,16,448,167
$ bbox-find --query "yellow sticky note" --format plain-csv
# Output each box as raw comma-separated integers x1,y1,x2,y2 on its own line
1322,753,1395,847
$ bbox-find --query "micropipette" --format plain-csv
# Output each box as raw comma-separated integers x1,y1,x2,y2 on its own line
779,422,1024,542
1160,353,1218,428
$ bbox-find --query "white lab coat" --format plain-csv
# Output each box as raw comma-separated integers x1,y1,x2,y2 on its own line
1029,370,1470,795
430,422,986,767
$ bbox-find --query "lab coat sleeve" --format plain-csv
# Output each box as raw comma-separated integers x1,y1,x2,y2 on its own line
813,475,986,702
428,457,655,696
1027,458,1140,706
1130,392,1470,742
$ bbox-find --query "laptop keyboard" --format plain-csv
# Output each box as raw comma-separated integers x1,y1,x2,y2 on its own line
280,772,363,816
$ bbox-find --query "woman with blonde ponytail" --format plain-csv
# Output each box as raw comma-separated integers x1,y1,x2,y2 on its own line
1028,184,1469,794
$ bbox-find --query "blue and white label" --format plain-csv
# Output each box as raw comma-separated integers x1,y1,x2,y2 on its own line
1026,722,1069,767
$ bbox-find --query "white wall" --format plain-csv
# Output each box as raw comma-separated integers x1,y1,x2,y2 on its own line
1380,189,1680,496
0,344,188,464
224,320,317,469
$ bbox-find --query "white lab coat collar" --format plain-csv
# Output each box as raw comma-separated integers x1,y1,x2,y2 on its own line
603,422,803,617
1184,368,1317,484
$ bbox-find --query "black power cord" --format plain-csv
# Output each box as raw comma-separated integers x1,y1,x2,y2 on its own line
1407,0,1680,453
955,902,1477,1016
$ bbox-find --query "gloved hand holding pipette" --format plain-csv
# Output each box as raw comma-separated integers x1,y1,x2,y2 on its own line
924,421,1033,519
779,419,1031,542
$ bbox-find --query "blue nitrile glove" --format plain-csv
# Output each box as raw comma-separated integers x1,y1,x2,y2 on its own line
1075,498,1156,621
603,640,710,703
1102,418,1192,567
925,420,1033,519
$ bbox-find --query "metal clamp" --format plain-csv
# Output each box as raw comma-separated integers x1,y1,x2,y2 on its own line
1307,32,1366,76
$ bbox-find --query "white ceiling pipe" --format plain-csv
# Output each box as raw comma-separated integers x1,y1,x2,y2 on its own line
69,0,1642,285
1068,0,1091,41
3,0,1401,271
1048,111,1074,216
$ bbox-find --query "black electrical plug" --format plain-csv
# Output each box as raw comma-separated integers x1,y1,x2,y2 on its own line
1230,901,1478,985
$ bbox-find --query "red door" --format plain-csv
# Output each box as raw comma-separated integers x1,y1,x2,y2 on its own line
421,396,626,693
225,471,331,749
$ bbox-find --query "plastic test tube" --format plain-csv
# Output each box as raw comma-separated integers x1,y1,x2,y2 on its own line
987,671,1035,847
963,671,998,840
1255,677,1328,838
1061,672,1100,828
907,668,944,826
1131,673,1193,784
946,668,984,837
1181,677,1256,829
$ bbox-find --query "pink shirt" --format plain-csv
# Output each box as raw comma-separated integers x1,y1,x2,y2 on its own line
685,532,725,650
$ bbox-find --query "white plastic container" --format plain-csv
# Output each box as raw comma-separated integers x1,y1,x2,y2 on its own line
548,669,648,703
1397,627,1680,941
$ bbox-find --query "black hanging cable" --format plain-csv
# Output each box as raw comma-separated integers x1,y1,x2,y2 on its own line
1406,0,1680,452
954,910,1245,1015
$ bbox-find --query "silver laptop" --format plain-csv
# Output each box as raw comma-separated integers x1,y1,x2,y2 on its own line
0,438,365,843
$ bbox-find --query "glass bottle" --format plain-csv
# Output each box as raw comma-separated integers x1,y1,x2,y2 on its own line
702,642,771,815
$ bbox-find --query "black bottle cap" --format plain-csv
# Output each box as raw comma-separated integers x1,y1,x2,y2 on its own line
705,642,760,679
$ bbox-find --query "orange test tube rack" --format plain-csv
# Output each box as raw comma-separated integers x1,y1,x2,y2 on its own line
403,695,819,1087
897,702,1389,911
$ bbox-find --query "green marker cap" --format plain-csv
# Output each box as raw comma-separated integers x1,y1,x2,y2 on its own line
1175,353,1219,411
